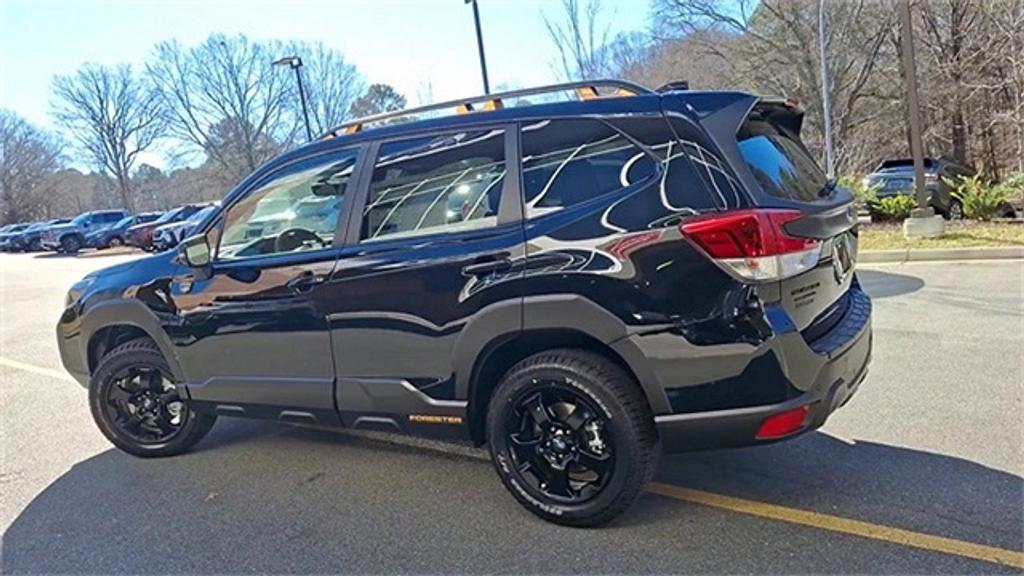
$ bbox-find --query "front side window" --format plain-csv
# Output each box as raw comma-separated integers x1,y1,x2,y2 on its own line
217,148,358,260
361,128,506,242
521,119,657,217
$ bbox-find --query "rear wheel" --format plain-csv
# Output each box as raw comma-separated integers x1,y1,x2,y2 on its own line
89,338,216,458
60,235,82,254
487,349,658,527
946,199,964,220
108,236,123,248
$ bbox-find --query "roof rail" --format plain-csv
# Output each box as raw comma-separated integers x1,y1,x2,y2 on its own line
322,79,653,139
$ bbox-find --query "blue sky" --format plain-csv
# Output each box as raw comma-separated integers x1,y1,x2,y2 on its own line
1,0,650,167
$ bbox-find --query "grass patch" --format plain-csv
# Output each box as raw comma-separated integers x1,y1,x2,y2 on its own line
860,221,1024,251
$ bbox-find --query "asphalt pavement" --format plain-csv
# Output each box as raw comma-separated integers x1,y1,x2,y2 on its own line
1,250,1021,574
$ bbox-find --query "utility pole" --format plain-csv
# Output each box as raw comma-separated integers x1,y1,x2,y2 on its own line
465,0,491,94
819,0,835,178
273,56,313,142
898,0,943,238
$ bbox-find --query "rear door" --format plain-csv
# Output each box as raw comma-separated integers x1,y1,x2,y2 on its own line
327,125,524,436
732,101,859,332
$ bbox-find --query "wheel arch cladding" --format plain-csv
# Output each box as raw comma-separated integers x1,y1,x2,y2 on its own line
82,299,184,381
465,328,650,445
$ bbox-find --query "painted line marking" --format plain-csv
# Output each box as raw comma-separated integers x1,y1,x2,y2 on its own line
646,482,1024,569
1,357,1020,568
0,356,75,382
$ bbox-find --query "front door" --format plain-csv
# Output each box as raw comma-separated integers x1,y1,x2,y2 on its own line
168,146,362,424
328,126,525,436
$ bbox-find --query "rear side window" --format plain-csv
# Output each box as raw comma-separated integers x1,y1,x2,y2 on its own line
361,128,506,242
737,108,827,202
520,119,656,217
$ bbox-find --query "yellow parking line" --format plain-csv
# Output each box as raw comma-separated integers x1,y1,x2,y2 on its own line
646,482,1024,569
2,355,1020,568
0,356,75,382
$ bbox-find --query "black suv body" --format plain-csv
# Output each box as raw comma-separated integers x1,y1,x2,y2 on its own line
58,81,872,526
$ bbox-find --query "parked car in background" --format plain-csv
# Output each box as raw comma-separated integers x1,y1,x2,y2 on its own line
151,203,218,252
124,204,207,251
8,219,71,252
864,157,974,219
87,212,162,249
41,210,129,254
0,223,32,251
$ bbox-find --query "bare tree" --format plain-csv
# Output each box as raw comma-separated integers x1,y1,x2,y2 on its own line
0,110,63,223
287,41,365,135
51,64,164,212
147,34,295,183
544,0,612,80
653,0,896,173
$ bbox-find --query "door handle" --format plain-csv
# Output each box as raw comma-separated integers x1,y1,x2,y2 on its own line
461,257,513,276
286,271,327,293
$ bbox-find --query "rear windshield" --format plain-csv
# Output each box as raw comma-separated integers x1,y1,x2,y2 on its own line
737,110,827,202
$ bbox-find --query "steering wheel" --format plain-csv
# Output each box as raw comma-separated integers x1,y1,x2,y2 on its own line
274,228,326,252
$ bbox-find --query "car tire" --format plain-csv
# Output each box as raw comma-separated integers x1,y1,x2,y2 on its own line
89,337,216,458
108,236,123,248
28,238,41,252
487,349,658,527
946,199,964,220
60,235,82,254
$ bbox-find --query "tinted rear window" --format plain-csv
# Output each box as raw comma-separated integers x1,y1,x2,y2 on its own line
737,111,827,202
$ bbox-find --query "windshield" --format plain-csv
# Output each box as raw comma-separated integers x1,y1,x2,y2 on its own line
113,216,134,228
187,206,216,224
71,213,92,226
154,208,183,224
737,110,827,202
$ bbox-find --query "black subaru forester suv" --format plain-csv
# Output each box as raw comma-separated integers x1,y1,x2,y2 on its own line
57,81,871,526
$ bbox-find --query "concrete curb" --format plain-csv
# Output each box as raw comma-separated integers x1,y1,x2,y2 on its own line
860,246,1024,263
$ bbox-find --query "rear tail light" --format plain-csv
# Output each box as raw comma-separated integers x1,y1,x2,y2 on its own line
679,209,821,282
755,405,809,439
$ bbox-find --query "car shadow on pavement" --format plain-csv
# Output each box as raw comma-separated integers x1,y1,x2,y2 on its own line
857,268,925,299
2,419,1021,574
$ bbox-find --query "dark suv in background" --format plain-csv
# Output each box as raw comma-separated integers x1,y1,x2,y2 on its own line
57,81,872,526
864,157,974,219
41,210,129,253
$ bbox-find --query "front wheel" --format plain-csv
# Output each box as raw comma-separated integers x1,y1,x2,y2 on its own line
108,236,123,248
60,235,82,254
89,338,216,458
487,350,658,527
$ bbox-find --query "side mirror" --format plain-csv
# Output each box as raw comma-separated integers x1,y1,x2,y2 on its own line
178,234,211,268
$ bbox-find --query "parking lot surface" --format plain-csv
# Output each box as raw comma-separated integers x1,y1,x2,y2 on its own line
1,251,1021,574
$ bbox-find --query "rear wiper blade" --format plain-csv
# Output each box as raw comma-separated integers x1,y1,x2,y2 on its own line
818,177,837,198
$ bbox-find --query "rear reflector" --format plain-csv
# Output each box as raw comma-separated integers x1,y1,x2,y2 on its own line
755,405,810,439
679,209,821,282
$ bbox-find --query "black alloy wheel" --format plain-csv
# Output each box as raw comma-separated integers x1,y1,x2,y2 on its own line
487,349,658,527
505,384,614,503
102,365,188,444
89,338,216,457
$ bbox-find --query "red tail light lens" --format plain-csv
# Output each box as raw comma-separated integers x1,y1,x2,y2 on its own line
755,405,810,439
680,209,821,281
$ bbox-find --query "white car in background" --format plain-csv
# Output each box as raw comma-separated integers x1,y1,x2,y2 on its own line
151,203,219,252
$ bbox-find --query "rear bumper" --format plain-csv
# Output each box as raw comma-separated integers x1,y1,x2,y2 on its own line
652,287,873,452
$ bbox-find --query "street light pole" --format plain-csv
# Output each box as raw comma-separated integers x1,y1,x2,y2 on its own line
818,0,835,178
898,0,943,239
274,56,313,142
898,1,927,213
465,0,491,94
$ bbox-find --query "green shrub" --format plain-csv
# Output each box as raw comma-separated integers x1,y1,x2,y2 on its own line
944,174,1012,221
838,175,880,209
871,195,917,221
